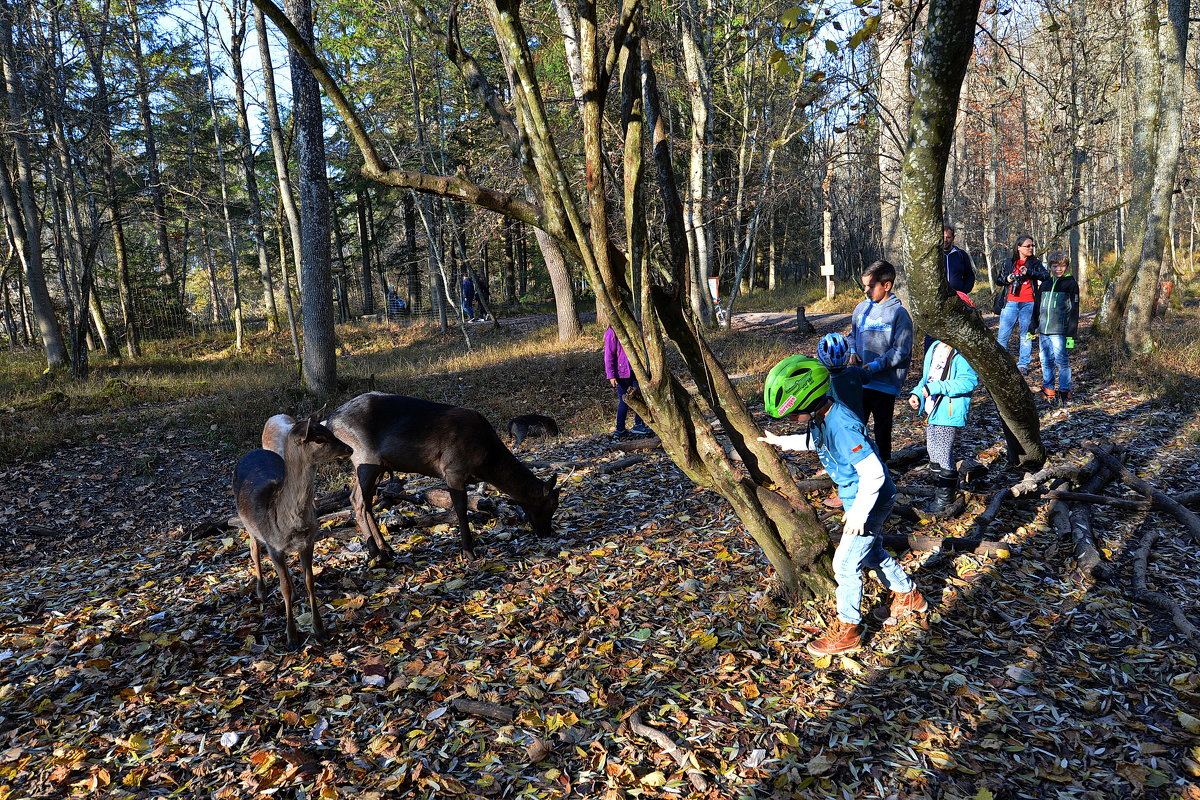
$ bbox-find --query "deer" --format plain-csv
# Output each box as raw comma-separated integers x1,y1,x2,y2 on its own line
325,393,560,562
261,414,294,454
234,417,353,649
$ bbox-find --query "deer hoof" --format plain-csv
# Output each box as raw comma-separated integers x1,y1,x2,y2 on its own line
461,548,478,562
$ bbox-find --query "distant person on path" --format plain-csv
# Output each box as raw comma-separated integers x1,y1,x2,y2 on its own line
604,326,651,439
995,235,1048,375
850,260,913,464
923,226,978,351
386,288,405,318
462,275,476,320
908,339,979,516
1031,252,1080,407
758,356,927,657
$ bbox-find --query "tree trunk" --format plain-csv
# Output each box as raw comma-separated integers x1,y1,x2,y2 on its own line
1124,0,1187,352
255,5,305,315
227,0,278,332
0,0,67,369
680,8,713,324
275,198,301,359
899,0,1044,471
877,0,914,283
124,0,180,317
285,0,336,396
1100,0,1161,338
199,1,244,350
357,188,374,315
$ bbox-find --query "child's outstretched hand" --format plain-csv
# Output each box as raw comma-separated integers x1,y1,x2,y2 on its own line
908,394,920,411
758,430,781,445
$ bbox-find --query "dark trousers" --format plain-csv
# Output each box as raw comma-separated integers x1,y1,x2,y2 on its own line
862,388,897,464
615,377,644,431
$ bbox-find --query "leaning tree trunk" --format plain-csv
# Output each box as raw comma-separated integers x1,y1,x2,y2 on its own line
1124,0,1188,353
899,0,1045,470
0,0,67,369
877,0,914,290
250,0,840,598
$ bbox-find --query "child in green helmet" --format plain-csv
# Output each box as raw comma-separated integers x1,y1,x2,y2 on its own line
758,356,927,657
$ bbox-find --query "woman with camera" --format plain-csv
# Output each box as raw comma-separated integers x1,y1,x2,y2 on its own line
995,235,1049,375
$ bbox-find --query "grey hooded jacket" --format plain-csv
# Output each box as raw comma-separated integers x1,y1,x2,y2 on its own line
851,293,914,396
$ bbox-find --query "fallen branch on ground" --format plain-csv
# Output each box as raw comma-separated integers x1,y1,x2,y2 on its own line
628,713,708,792
1090,446,1200,547
1067,461,1114,582
1131,525,1200,643
601,455,646,474
610,437,661,453
1044,490,1151,509
449,698,515,723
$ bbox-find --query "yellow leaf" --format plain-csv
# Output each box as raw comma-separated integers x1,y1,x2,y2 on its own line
1180,711,1200,735
640,770,667,787
777,731,800,748
813,654,832,669
974,790,995,800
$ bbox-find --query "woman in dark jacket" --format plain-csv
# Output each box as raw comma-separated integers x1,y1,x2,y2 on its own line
1030,252,1080,406
995,235,1049,374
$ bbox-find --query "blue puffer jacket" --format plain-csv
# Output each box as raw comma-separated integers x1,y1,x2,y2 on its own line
910,342,978,427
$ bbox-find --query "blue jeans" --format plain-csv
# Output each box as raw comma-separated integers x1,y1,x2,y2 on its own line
1039,334,1072,392
832,493,913,624
614,377,644,431
997,300,1035,370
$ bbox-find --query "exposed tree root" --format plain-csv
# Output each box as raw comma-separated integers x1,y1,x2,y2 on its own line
628,713,708,792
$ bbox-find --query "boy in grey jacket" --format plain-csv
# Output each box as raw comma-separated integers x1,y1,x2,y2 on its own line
850,260,914,463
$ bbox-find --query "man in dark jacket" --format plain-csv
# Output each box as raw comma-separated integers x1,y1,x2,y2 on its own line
924,226,978,350
1030,252,1080,406
943,226,975,295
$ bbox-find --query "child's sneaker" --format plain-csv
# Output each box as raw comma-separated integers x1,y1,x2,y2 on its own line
629,423,653,436
611,429,634,440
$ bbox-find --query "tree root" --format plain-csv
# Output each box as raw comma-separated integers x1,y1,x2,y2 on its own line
1130,526,1200,643
1089,445,1200,547
628,713,708,792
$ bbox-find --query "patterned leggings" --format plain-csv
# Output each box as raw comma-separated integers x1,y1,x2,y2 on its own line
926,424,958,471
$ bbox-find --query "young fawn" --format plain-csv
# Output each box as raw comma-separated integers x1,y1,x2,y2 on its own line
234,418,352,649
326,393,560,562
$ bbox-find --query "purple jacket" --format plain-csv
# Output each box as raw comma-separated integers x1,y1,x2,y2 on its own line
604,327,632,379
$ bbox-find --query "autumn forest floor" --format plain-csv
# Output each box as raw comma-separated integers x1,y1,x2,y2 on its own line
1,304,1199,800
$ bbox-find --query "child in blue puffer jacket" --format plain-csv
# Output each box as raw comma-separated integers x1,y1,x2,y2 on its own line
907,340,978,516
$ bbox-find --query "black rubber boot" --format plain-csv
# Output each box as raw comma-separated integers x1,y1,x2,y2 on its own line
921,468,960,516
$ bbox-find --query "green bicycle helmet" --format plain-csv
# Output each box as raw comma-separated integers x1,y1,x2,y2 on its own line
764,356,831,418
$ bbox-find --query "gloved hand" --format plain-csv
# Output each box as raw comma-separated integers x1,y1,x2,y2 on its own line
1066,337,1075,349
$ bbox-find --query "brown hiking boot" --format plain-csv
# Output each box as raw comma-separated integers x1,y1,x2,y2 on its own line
806,621,863,657
872,589,929,626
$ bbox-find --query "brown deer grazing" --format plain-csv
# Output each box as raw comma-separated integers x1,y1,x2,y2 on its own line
234,418,352,649
326,393,560,562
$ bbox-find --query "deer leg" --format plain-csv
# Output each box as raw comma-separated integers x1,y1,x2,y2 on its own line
265,545,300,651
448,484,475,561
248,536,266,601
299,539,328,642
352,462,394,563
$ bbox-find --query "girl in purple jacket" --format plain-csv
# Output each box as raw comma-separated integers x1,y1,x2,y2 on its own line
604,327,652,438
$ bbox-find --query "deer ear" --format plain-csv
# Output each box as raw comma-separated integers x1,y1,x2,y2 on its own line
293,418,312,440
